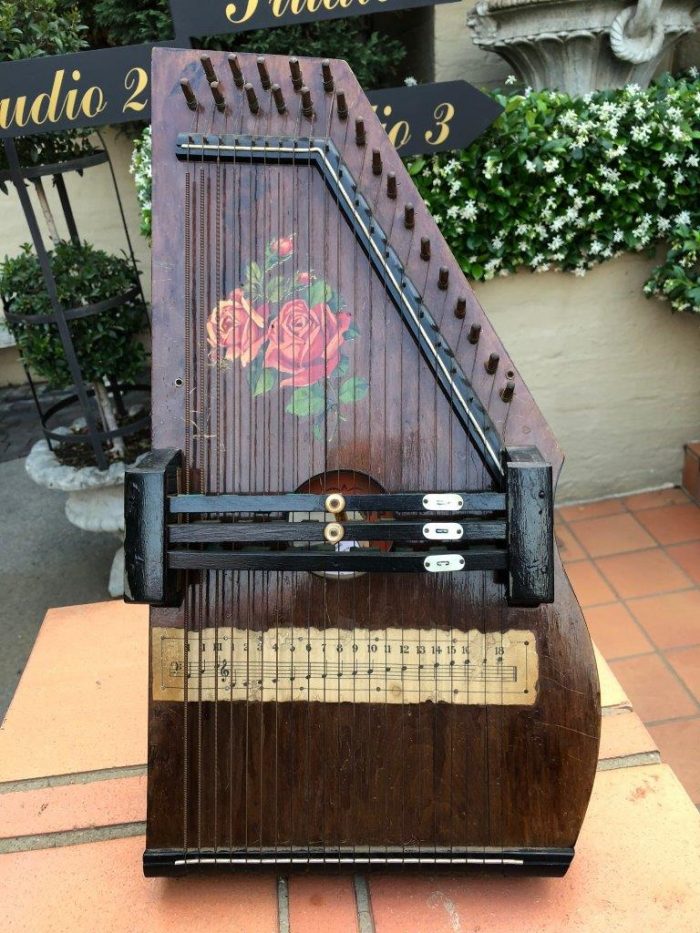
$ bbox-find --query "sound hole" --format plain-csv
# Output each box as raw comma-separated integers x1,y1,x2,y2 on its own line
291,470,392,579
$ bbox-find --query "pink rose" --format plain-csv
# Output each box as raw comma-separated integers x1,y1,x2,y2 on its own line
264,299,351,388
206,289,265,366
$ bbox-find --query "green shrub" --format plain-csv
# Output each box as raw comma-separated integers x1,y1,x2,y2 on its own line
1,241,147,388
408,71,700,313
0,0,94,173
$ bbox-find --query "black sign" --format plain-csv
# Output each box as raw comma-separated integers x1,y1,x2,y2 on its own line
169,0,458,37
0,44,156,139
370,82,502,157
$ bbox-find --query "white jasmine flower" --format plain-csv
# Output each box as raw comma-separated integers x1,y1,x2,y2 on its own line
675,210,691,225
657,217,671,232
460,201,478,221
550,235,563,250
613,228,625,242
515,222,529,236
673,170,686,185
525,159,537,173
662,152,679,167
491,236,504,250
687,153,699,168
505,75,517,86
589,240,603,255
554,174,565,186
446,205,460,220
543,157,559,173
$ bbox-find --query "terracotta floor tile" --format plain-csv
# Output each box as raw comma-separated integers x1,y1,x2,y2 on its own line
0,774,146,839
570,513,655,558
368,766,700,933
666,645,700,703
667,541,700,585
565,561,616,607
0,602,148,782
609,654,698,723
598,710,658,768
622,487,690,511
636,503,700,545
287,876,358,933
554,523,586,563
584,603,653,660
595,646,631,711
557,498,625,523
595,549,691,599
627,590,700,650
648,717,700,805
0,835,279,933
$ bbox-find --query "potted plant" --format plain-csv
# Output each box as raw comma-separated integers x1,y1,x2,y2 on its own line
0,240,149,596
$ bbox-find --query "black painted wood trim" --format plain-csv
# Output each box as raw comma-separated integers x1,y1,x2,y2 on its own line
124,448,183,606
505,446,554,606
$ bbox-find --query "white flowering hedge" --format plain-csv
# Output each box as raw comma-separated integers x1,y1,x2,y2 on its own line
131,72,700,314
409,71,699,314
130,125,151,242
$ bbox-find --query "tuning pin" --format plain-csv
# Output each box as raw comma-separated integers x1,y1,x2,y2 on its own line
404,203,415,229
209,81,226,112
300,86,314,118
420,237,431,261
336,90,348,120
179,78,198,111
355,118,366,146
200,55,217,84
244,82,260,115
438,267,449,290
455,296,467,319
386,172,397,199
271,83,286,114
289,58,303,91
256,57,271,91
468,323,481,344
485,352,500,374
372,149,382,176
500,380,515,402
321,60,334,92
227,54,245,89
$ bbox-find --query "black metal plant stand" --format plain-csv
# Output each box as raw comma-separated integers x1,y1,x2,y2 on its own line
1,131,150,470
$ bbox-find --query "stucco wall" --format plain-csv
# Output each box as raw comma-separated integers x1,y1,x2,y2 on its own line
434,0,510,86
475,256,700,501
0,128,150,314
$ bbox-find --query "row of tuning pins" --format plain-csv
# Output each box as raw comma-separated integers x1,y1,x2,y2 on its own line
180,54,515,405
180,55,345,119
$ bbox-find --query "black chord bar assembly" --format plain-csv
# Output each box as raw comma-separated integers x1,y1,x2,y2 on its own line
124,447,553,609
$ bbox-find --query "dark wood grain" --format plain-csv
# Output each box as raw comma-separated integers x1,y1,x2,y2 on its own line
145,48,601,872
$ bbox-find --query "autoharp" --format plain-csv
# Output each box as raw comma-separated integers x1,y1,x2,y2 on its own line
125,48,600,877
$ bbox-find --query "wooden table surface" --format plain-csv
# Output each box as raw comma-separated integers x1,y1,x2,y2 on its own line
1,601,699,932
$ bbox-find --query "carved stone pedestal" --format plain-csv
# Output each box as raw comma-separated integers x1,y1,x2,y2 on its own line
468,0,698,94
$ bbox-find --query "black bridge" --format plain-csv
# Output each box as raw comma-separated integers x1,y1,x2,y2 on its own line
124,447,553,609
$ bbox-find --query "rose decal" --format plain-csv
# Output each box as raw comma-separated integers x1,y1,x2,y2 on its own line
207,236,366,439
265,300,352,388
207,288,266,366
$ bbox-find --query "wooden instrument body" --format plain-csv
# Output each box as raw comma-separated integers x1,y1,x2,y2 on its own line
143,48,600,875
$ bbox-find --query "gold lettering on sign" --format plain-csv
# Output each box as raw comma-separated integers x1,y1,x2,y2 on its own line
372,104,412,151
152,626,538,706
226,0,386,25
425,101,454,147
0,68,107,132
123,67,148,113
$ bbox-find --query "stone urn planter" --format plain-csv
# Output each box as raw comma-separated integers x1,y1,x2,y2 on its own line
467,0,698,94
25,427,138,598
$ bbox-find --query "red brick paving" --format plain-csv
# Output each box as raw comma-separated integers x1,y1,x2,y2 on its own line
560,487,700,805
